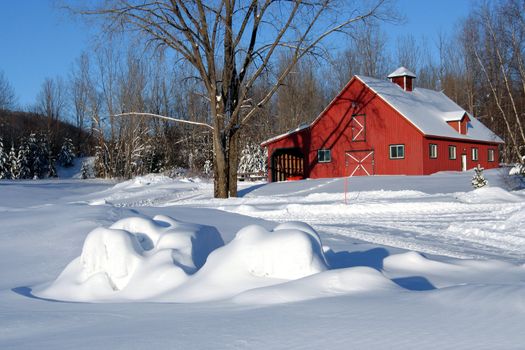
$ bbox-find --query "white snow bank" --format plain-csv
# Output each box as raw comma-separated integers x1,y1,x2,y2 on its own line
233,266,399,305
455,186,522,203
34,215,223,301
384,251,525,290
112,174,176,189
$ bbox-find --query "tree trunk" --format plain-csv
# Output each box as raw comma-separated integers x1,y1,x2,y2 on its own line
228,129,239,197
213,129,229,198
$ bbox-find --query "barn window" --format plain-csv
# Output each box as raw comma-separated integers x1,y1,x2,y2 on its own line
488,149,495,162
318,149,331,163
448,145,457,160
351,114,366,142
429,144,438,159
389,144,405,159
472,148,478,161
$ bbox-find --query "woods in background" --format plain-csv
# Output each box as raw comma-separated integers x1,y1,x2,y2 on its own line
0,0,524,187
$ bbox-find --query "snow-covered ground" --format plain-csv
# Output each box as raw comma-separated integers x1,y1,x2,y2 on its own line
1,169,525,349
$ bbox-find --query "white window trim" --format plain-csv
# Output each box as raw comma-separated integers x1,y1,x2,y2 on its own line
318,149,331,163
472,148,478,161
449,145,457,160
389,144,405,159
488,149,495,162
429,144,438,159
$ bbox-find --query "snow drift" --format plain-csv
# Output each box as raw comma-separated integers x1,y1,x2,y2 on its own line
34,218,337,302
34,215,224,301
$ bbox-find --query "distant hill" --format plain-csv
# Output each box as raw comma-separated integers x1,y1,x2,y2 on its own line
0,109,94,155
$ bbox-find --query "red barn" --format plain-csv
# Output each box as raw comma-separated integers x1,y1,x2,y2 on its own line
261,67,504,182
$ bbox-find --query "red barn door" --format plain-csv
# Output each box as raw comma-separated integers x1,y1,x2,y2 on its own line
345,150,375,176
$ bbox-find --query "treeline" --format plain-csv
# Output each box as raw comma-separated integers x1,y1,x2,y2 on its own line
0,134,75,180
0,0,523,181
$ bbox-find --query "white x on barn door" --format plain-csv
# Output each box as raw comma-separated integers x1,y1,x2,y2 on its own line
345,150,375,176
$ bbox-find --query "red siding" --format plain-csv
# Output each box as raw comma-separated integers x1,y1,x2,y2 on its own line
422,137,500,174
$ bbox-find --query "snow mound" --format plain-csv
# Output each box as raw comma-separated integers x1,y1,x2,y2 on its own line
233,266,399,305
112,174,176,189
160,222,329,302
384,251,461,273
34,215,223,301
455,186,522,203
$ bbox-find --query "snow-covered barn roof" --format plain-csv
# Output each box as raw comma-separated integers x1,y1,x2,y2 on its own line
356,75,504,143
261,74,504,147
260,124,309,147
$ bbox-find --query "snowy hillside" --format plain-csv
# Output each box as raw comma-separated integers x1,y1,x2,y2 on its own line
1,169,525,349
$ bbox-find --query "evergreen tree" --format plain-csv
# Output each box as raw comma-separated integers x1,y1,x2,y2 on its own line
17,140,31,179
238,142,267,175
0,137,7,179
30,133,50,179
472,164,488,189
58,138,75,167
7,146,19,179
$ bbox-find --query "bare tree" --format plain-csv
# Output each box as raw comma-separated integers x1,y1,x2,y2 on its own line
70,52,93,152
276,55,327,132
36,77,66,121
0,70,17,110
396,34,420,72
74,0,391,198
464,1,525,163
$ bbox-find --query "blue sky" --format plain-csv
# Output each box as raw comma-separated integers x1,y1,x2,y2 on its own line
0,0,471,109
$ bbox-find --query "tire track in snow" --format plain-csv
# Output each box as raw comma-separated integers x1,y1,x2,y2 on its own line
226,200,525,262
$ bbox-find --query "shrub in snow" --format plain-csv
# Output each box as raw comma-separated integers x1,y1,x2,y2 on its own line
472,164,488,189
203,159,213,177
80,159,95,179
58,138,75,167
509,156,525,177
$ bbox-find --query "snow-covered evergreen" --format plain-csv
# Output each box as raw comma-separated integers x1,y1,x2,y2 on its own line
472,164,488,189
58,138,75,168
17,140,31,179
238,142,267,175
0,137,8,179
7,146,19,179
29,133,51,179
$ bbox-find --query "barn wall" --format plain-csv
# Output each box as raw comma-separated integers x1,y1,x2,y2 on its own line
422,137,500,174
307,78,424,178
